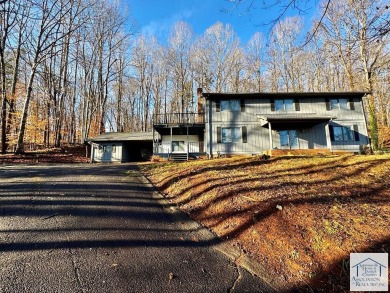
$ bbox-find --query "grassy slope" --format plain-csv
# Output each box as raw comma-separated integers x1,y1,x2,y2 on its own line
139,155,390,292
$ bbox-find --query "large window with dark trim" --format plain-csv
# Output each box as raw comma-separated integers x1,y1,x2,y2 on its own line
222,127,240,143
331,98,348,110
326,98,355,110
275,99,294,111
221,100,240,111
330,125,359,141
216,99,245,112
271,98,300,111
217,126,247,143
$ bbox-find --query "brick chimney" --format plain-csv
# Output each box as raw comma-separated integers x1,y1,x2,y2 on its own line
197,88,204,123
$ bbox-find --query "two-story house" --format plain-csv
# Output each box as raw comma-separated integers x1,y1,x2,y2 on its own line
152,89,370,160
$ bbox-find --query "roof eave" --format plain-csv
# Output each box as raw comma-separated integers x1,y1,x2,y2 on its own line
203,92,369,100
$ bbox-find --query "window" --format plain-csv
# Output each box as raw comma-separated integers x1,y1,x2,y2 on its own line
271,98,299,111
280,130,298,147
216,99,245,112
276,99,293,111
97,145,103,154
217,126,247,143
327,98,349,110
331,126,354,141
172,141,185,151
112,145,116,152
104,145,112,153
222,127,241,143
220,99,240,112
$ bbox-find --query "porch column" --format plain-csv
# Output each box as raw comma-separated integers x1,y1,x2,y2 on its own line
187,126,189,161
170,126,173,154
268,121,273,150
90,143,94,163
325,123,332,153
152,128,155,154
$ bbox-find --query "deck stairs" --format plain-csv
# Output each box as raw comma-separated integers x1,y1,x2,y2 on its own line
169,153,188,161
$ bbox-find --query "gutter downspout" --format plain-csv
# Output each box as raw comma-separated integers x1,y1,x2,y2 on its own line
208,98,213,158
361,94,371,153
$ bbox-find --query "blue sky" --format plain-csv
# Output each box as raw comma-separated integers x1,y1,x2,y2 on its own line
125,0,319,45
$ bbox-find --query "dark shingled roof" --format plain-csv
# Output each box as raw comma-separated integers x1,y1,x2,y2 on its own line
202,92,369,100
257,113,337,121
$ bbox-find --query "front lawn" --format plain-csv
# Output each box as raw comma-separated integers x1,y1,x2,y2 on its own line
139,155,390,292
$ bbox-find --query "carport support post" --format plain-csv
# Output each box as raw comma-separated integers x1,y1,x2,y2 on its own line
90,143,94,163
170,126,173,155
152,128,155,154
186,125,189,161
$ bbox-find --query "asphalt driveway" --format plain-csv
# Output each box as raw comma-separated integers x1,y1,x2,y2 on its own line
0,164,273,293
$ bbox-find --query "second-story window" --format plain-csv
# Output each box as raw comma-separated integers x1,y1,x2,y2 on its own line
330,98,348,110
326,98,354,110
275,99,294,111
271,98,299,111
220,99,240,111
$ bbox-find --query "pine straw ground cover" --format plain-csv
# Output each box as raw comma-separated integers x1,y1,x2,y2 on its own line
139,155,390,292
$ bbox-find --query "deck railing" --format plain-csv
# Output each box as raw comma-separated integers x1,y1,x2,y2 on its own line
154,141,205,154
153,112,205,125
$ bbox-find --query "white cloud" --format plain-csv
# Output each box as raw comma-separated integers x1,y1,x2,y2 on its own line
141,8,196,41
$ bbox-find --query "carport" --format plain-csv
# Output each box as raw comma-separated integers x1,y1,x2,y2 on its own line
89,132,154,163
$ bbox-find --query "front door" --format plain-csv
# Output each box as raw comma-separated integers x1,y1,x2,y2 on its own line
280,130,299,149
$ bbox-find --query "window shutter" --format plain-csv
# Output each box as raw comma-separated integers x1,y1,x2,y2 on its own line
217,127,221,143
270,99,275,111
216,100,220,112
349,98,355,110
329,125,335,141
353,125,360,141
242,126,247,143
240,99,245,112
325,98,331,111
294,98,300,111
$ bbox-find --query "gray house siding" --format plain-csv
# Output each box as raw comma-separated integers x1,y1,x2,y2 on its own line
91,142,123,163
204,92,369,157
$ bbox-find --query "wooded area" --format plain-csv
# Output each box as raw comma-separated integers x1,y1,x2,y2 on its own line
0,0,389,153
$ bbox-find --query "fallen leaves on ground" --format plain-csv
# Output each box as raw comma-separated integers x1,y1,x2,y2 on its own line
139,154,390,292
0,145,89,164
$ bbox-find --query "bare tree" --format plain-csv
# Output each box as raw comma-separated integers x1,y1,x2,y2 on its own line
0,0,18,153
15,0,87,153
196,22,241,92
243,32,265,92
168,21,194,113
267,16,304,92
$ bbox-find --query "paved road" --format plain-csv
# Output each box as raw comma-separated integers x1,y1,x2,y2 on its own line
0,164,273,293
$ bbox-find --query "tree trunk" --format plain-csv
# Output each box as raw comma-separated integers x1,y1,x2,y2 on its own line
15,70,36,153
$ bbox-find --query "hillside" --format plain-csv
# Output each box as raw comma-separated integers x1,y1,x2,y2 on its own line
0,145,90,164
139,155,390,292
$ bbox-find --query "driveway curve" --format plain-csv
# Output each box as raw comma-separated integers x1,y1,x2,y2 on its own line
0,164,273,293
